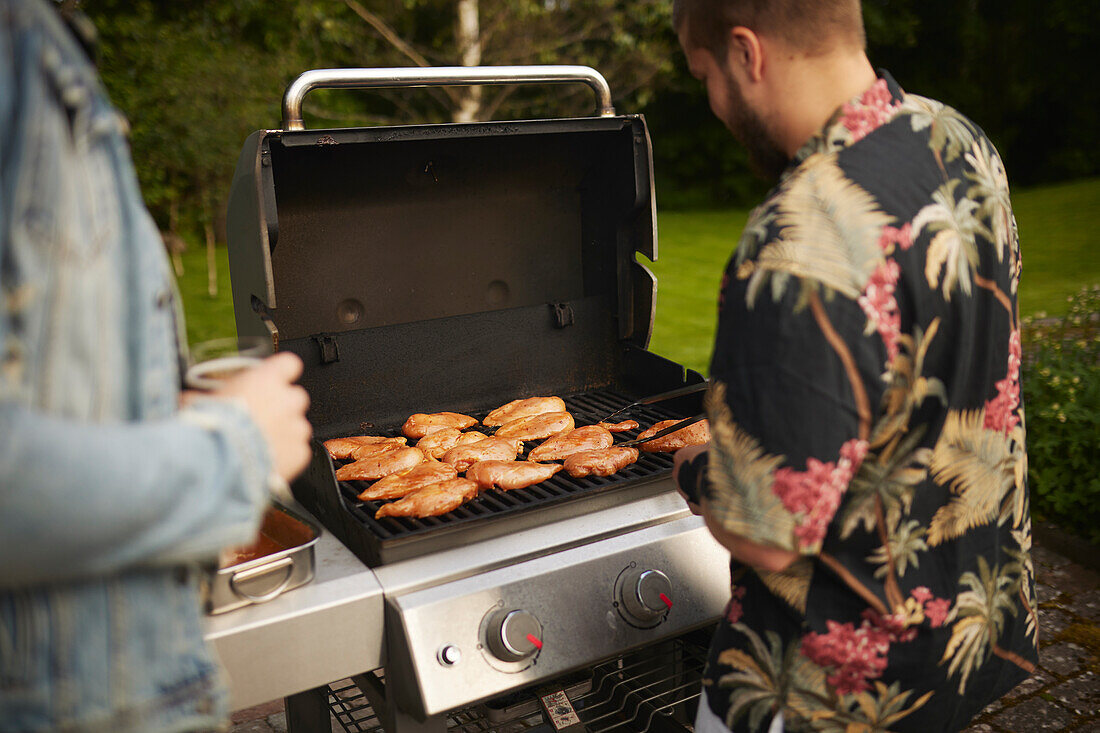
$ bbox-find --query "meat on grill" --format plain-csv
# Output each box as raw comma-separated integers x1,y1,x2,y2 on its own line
598,419,640,433
466,460,563,491
441,436,524,472
416,428,488,460
401,412,478,439
637,419,711,452
528,425,614,462
563,447,640,478
357,461,459,501
482,396,567,427
374,478,480,519
335,446,427,481
324,435,407,460
349,440,407,462
495,411,575,442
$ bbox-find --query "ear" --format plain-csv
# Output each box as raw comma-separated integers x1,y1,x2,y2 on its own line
728,26,765,83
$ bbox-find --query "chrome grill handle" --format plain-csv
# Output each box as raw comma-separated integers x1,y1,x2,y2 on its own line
281,65,616,131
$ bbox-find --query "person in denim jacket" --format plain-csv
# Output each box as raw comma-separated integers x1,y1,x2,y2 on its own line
0,1,313,730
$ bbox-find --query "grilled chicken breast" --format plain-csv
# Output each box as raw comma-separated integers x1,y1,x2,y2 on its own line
441,436,523,472
637,419,711,453
495,412,575,442
323,435,406,460
416,428,487,460
335,446,426,481
563,447,639,478
349,440,407,462
401,412,478,439
374,478,480,519
357,461,459,501
482,396,567,427
528,425,614,462
466,460,563,491
597,419,640,433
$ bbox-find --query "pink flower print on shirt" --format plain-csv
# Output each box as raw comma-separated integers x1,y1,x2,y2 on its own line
800,585,949,696
771,439,868,550
984,329,1022,434
860,259,903,363
924,598,952,628
839,78,902,145
726,585,747,624
800,616,893,695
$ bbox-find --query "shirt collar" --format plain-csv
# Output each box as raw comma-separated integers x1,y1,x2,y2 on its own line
786,69,906,174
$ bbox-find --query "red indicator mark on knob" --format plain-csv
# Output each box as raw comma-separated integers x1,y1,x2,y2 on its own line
659,593,673,609
526,634,543,650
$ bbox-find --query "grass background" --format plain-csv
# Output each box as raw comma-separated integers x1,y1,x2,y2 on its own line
178,177,1100,374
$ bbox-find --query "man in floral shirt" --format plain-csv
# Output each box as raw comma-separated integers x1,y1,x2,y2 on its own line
670,1,1037,731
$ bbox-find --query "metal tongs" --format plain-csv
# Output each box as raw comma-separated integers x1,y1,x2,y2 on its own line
598,382,709,448
616,412,707,448
597,382,708,424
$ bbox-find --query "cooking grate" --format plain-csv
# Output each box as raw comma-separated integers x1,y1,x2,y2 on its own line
327,635,707,733
315,387,694,564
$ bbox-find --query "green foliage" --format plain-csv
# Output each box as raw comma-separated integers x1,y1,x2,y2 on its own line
1021,286,1100,543
645,0,1100,208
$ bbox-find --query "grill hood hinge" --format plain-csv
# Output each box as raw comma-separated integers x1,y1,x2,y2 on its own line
550,302,575,329
312,333,341,364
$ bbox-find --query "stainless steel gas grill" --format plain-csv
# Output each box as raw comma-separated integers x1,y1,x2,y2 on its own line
223,66,730,732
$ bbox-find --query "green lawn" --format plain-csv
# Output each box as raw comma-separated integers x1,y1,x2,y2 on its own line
175,244,237,348
646,177,1100,373
177,177,1100,375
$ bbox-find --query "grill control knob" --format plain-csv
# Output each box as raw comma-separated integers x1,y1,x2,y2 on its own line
620,568,673,623
486,609,543,662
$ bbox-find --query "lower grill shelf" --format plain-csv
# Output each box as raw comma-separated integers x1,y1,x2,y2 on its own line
328,634,709,733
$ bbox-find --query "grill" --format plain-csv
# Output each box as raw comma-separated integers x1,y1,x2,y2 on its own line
226,66,729,732
308,387,690,566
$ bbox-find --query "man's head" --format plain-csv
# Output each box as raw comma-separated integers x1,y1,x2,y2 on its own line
674,0,868,180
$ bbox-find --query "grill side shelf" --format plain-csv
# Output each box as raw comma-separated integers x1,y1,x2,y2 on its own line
295,388,696,567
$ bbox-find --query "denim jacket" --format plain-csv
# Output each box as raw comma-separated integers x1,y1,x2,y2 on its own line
0,1,273,730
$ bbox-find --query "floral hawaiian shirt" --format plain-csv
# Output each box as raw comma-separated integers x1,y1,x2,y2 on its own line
676,71,1038,732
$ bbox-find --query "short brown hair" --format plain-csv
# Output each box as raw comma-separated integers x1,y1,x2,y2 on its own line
673,0,865,55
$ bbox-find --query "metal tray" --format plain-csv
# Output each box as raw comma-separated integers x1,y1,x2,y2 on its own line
206,503,321,615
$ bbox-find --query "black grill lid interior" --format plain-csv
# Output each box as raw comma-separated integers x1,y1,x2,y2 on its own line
228,117,659,435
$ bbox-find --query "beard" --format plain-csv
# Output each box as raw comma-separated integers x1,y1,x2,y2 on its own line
721,73,791,182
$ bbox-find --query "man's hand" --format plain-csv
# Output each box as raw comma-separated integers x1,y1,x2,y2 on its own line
191,352,313,483
672,442,708,516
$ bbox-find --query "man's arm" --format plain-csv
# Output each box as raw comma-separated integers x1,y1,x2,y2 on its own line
674,442,798,572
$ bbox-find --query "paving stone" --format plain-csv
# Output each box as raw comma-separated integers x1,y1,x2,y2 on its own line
1033,545,1071,571
1045,563,1100,596
988,696,1074,731
1036,582,1063,604
1040,607,1076,639
267,712,287,733
961,724,994,733
1072,717,1100,732
231,700,285,724
980,697,1003,715
1076,589,1100,622
1003,670,1053,699
1048,671,1099,713
229,721,273,733
1041,642,1091,677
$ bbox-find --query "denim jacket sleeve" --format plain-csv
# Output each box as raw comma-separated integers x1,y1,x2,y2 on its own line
0,401,272,586
0,0,272,587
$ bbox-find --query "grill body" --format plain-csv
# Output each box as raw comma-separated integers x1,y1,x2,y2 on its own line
225,67,727,730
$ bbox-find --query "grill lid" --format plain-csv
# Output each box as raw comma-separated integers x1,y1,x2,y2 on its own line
227,67,661,436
